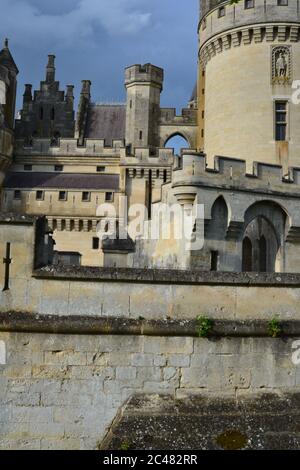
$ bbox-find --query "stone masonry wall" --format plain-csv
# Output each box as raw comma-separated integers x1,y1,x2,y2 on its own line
0,332,299,450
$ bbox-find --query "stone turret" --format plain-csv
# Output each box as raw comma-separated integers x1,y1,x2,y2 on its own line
125,64,164,153
0,39,18,186
198,0,300,171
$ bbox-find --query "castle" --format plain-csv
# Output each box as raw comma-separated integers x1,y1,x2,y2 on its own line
1,0,300,273
1,0,300,451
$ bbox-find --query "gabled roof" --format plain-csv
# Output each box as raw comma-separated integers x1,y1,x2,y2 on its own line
0,39,19,74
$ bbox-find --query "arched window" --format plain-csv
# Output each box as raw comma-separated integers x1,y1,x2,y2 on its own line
165,134,189,156
242,237,253,272
209,196,229,239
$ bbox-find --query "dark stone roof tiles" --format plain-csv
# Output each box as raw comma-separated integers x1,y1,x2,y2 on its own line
4,172,119,190
85,104,126,144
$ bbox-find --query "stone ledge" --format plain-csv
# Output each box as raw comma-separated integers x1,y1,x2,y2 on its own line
1,312,300,337
0,212,36,224
33,266,300,286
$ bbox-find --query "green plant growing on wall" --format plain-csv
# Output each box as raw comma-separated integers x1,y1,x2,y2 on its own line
268,318,282,338
197,316,214,338
120,440,130,451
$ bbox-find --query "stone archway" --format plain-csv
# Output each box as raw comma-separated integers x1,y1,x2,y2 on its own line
164,133,190,156
242,216,278,272
242,201,288,273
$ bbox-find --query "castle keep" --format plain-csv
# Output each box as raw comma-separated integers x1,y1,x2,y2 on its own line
1,0,300,450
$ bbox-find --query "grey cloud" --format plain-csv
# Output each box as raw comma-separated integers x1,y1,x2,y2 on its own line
0,0,152,46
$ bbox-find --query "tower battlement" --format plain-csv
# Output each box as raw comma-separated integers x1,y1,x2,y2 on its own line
125,64,164,90
173,151,300,193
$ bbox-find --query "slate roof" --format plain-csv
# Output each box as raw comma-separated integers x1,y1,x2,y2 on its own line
190,83,197,102
0,42,19,74
85,104,126,145
4,172,119,190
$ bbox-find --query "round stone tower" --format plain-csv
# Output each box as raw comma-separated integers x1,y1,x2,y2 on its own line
198,0,300,171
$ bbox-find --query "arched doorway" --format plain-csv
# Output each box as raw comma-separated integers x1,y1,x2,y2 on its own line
242,216,279,273
164,134,190,156
242,201,288,273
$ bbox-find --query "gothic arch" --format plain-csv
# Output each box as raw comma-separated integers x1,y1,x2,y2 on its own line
164,133,191,154
207,196,229,241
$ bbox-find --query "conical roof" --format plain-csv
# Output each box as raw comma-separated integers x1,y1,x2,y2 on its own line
0,39,19,74
190,83,197,103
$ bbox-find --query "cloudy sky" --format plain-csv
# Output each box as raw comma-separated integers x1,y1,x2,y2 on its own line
0,0,199,112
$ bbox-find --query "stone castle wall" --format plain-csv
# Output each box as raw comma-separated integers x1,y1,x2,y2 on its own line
0,217,300,448
1,331,298,450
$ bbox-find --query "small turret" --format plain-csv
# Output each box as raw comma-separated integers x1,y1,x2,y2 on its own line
23,84,32,104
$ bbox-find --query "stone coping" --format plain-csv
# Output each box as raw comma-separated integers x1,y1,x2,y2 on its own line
1,312,300,337
34,266,300,286
0,213,36,224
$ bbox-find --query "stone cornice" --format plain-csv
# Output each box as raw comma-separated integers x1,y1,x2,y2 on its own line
199,23,300,66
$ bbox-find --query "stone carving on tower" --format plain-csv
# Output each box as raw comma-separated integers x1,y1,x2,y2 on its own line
272,46,291,84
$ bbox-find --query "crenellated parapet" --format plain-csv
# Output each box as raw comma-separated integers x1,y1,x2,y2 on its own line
14,137,125,158
172,151,300,196
160,107,197,125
